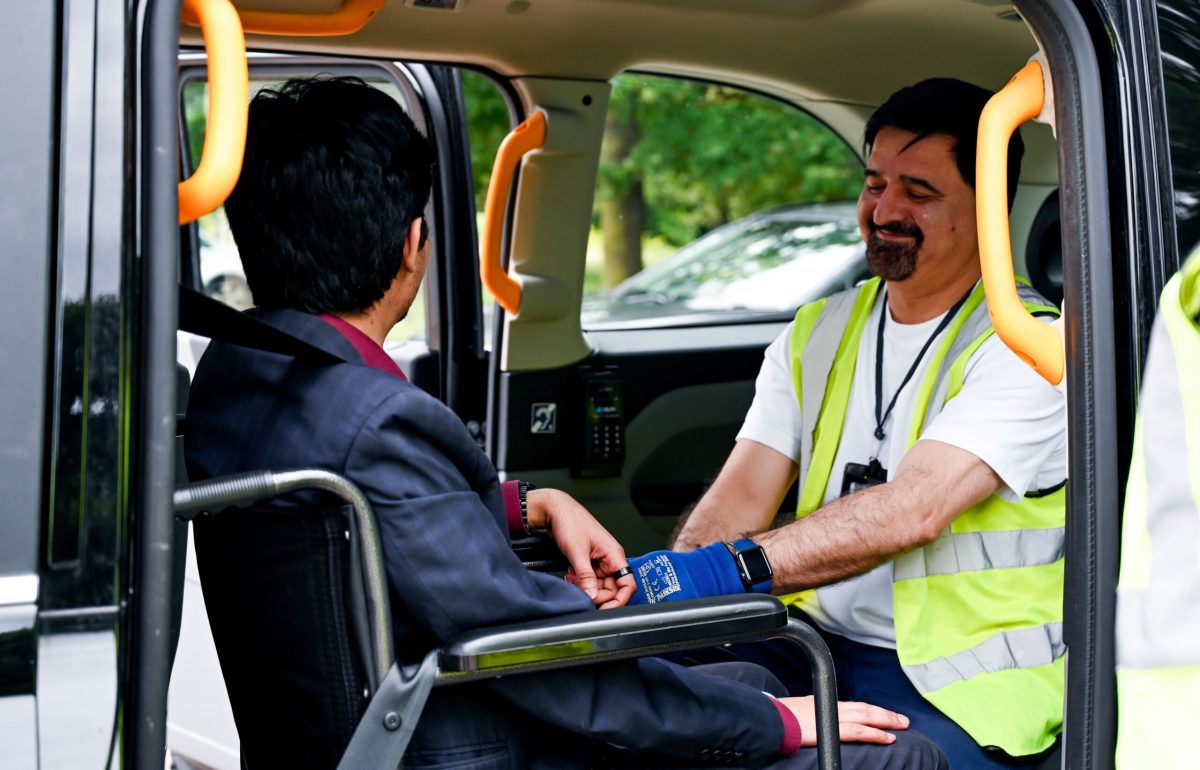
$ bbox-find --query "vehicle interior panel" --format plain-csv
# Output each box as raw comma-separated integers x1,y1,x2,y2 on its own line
496,340,771,472
498,76,611,372
10,0,1192,764
158,0,1128,766
173,0,1073,604
182,0,1046,107
501,369,762,555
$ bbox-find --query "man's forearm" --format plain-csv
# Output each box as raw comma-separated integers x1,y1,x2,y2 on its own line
756,446,1000,593
757,477,934,592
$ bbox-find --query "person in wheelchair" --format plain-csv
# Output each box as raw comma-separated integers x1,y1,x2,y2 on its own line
184,76,946,769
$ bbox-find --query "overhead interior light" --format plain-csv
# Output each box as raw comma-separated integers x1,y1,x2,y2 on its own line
407,0,463,9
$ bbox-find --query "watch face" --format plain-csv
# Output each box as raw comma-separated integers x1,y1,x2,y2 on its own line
737,546,773,584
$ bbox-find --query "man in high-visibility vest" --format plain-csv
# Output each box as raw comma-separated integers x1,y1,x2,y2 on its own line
1115,248,1200,769
624,78,1067,768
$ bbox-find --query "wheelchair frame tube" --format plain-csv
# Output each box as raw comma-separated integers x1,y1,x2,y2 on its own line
434,615,842,770
174,468,394,686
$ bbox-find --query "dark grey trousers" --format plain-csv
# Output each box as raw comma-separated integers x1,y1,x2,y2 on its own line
700,661,949,770
404,661,948,770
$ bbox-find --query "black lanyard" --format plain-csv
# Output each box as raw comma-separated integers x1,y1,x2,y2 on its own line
873,288,974,441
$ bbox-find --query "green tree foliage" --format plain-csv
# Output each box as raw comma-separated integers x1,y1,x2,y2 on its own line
461,70,512,213
184,81,208,171
183,81,227,246
596,74,862,286
202,69,862,294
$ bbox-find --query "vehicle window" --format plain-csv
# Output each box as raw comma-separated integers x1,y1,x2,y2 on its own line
181,73,429,341
1157,1,1200,257
462,69,512,229
460,68,514,335
582,73,864,329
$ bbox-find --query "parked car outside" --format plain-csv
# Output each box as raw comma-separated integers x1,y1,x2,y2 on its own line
581,202,867,329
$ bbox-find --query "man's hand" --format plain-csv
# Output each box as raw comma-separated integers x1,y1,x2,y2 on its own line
527,489,635,609
779,697,910,746
625,543,747,605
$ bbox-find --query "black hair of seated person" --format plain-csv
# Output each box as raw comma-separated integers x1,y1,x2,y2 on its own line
224,76,435,314
864,77,1024,211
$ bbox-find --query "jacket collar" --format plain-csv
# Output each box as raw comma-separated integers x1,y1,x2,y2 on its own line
249,307,364,365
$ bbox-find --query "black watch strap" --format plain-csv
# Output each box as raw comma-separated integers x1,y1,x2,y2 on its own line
518,481,542,534
729,538,773,593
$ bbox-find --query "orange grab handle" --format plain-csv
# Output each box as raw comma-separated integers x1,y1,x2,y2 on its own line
182,0,383,36
977,60,1064,385
480,111,546,315
178,0,248,225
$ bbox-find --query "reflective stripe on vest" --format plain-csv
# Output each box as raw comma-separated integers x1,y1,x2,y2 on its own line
784,276,1066,757
904,621,1065,694
1116,250,1200,769
892,526,1065,580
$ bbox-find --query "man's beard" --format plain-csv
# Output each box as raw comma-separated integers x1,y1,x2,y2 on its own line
866,221,923,281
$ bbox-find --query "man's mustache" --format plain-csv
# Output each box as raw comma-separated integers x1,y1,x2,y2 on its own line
868,220,924,242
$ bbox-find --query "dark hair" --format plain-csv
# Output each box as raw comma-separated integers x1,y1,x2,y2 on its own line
864,78,1024,210
224,76,435,314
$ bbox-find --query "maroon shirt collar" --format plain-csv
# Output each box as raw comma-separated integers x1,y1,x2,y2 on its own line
317,313,407,381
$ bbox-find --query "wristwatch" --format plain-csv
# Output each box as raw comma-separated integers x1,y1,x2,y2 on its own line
518,481,542,534
728,538,773,593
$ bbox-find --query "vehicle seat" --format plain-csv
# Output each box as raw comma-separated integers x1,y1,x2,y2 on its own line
1025,190,1063,307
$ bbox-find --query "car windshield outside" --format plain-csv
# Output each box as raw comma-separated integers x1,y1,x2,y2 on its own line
582,202,867,329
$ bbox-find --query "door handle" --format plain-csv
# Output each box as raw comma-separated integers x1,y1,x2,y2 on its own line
480,111,547,315
977,60,1065,386
178,0,248,225
183,0,383,36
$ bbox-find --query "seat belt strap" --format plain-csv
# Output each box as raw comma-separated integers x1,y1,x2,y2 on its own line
178,283,341,364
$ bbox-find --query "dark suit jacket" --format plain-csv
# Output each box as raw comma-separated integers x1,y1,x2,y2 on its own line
185,308,784,769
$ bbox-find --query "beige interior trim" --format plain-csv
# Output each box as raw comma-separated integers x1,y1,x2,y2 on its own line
180,0,1061,371
182,0,1057,185
500,77,611,372
188,0,1039,107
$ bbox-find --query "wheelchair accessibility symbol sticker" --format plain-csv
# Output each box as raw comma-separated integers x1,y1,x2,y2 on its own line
531,403,558,434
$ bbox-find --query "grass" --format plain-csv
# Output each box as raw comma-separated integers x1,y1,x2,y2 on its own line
583,228,678,295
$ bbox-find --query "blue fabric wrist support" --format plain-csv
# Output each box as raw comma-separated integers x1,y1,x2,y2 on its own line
626,543,745,605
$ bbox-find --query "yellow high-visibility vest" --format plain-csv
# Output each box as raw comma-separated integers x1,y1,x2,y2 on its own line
1115,249,1200,769
782,277,1066,757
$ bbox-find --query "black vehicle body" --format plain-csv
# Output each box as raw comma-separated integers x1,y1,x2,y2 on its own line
1,0,1197,767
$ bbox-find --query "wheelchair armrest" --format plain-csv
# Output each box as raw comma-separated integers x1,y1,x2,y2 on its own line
353,598,843,770
437,594,787,679
432,598,843,769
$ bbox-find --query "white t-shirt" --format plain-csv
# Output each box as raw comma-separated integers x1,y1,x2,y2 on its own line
737,290,1066,649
